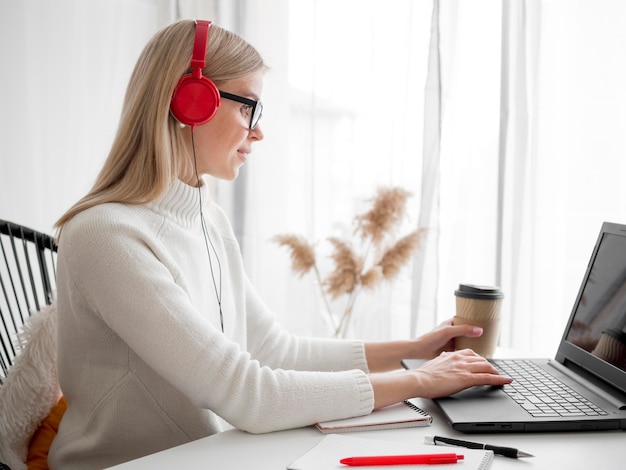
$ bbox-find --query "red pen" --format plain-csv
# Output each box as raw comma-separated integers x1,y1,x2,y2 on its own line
340,453,464,466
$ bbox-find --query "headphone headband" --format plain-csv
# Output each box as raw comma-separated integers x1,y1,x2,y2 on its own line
190,20,210,77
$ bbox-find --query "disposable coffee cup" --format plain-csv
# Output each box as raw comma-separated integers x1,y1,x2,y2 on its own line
453,284,504,358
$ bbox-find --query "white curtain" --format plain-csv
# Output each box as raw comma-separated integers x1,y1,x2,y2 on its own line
240,0,626,355
3,0,626,355
236,0,433,339
497,0,626,354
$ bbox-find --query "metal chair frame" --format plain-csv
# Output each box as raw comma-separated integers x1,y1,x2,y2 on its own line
0,220,57,383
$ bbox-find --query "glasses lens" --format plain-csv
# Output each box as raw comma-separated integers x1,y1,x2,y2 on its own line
251,102,263,130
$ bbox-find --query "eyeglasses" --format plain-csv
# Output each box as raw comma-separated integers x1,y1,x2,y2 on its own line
219,91,263,131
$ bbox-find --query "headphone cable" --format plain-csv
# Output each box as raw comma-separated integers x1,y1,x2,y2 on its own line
191,130,225,333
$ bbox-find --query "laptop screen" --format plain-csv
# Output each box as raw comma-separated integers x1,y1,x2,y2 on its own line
559,224,626,386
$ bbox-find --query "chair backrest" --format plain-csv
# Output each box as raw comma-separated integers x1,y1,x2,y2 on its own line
0,220,57,384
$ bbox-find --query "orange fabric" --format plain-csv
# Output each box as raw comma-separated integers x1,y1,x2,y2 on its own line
26,396,67,470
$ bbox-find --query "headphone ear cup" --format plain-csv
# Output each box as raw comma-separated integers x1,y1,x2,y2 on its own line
170,74,220,127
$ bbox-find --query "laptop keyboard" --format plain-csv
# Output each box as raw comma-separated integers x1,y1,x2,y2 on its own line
491,359,608,418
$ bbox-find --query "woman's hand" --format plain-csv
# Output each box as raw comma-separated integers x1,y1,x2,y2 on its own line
409,318,484,359
364,318,485,372
409,349,511,399
369,349,512,408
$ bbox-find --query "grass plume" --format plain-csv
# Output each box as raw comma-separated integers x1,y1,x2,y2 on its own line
273,186,426,338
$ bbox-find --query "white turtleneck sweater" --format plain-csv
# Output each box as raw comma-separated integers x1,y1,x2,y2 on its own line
48,180,374,469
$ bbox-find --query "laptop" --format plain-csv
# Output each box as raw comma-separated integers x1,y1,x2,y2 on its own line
403,221,626,432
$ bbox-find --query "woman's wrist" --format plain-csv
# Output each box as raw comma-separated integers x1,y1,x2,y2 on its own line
369,370,420,409
364,339,420,373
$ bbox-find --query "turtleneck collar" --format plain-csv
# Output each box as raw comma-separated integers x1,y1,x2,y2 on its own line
148,178,211,228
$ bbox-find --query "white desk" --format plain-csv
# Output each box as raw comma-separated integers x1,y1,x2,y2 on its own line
108,396,624,469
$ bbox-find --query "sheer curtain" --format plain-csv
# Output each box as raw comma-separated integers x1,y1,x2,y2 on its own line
236,0,433,339
3,1,626,355
240,0,626,354
497,0,626,354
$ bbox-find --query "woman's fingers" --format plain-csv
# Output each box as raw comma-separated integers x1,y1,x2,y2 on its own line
412,349,512,398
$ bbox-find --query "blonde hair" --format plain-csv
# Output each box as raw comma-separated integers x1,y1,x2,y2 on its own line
55,20,266,239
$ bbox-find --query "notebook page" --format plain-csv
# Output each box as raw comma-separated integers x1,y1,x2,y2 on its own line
287,434,493,470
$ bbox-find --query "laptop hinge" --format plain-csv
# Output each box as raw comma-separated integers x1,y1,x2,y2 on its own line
551,360,626,410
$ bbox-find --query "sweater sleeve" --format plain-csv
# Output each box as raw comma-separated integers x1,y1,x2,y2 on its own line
243,274,371,373
60,207,374,434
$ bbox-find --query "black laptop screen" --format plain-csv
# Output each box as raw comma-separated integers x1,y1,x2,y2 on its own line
565,231,626,372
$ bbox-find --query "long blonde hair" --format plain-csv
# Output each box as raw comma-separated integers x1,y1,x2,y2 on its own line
55,20,266,239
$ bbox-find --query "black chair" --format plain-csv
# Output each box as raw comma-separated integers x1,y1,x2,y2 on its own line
0,220,57,385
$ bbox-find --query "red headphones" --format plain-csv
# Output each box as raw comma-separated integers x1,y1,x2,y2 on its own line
170,20,221,129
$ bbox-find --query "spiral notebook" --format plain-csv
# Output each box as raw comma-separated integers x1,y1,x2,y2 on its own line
315,398,432,433
287,434,494,470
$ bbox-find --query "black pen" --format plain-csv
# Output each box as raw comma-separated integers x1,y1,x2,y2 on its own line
424,435,534,459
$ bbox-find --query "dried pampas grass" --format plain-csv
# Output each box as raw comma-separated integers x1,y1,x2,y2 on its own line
378,229,425,280
273,186,426,338
272,234,316,277
324,238,362,299
355,187,411,244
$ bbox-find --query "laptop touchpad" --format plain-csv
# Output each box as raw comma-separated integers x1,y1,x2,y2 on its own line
448,385,506,399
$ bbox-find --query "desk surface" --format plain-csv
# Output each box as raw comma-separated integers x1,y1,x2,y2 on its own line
108,396,624,469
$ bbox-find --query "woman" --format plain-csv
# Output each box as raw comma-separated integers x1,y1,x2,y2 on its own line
49,19,510,469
